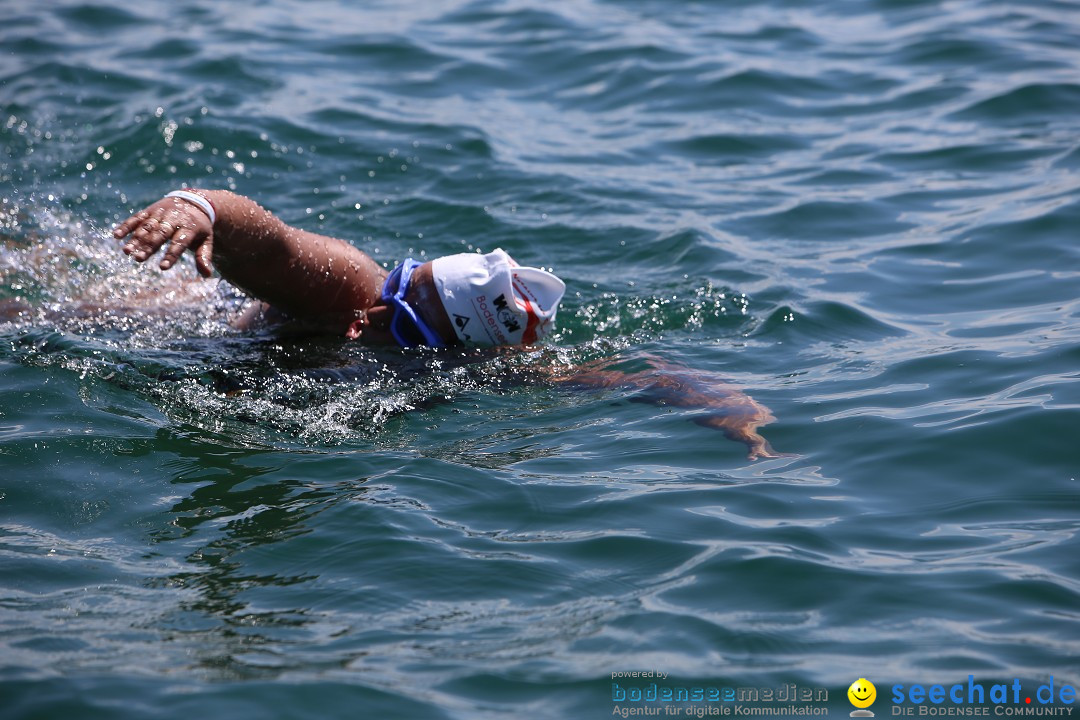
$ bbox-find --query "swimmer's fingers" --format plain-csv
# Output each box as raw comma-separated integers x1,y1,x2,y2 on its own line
194,235,215,277
113,208,151,240
115,199,174,244
115,198,213,272
121,205,171,262
159,225,213,274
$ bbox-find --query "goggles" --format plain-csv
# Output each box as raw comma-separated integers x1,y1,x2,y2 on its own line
381,258,445,348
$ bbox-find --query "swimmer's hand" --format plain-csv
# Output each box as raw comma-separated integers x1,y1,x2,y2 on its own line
113,196,215,277
558,354,783,461
694,414,781,461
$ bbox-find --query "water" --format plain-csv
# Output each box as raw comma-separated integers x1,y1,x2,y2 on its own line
2,0,1079,717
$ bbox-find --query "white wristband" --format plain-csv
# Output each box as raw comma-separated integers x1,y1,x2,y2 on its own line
165,190,216,225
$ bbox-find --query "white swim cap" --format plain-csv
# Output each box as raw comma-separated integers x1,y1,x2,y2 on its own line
431,248,566,346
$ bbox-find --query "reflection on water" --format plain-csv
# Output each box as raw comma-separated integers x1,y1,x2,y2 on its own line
151,448,338,679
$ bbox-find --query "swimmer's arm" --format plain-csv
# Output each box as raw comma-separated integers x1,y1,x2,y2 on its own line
114,190,386,332
553,356,780,460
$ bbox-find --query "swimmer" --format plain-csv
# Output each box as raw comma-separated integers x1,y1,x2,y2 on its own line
113,189,779,458
113,189,562,345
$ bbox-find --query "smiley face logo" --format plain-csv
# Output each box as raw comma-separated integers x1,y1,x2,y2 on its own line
848,678,876,716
